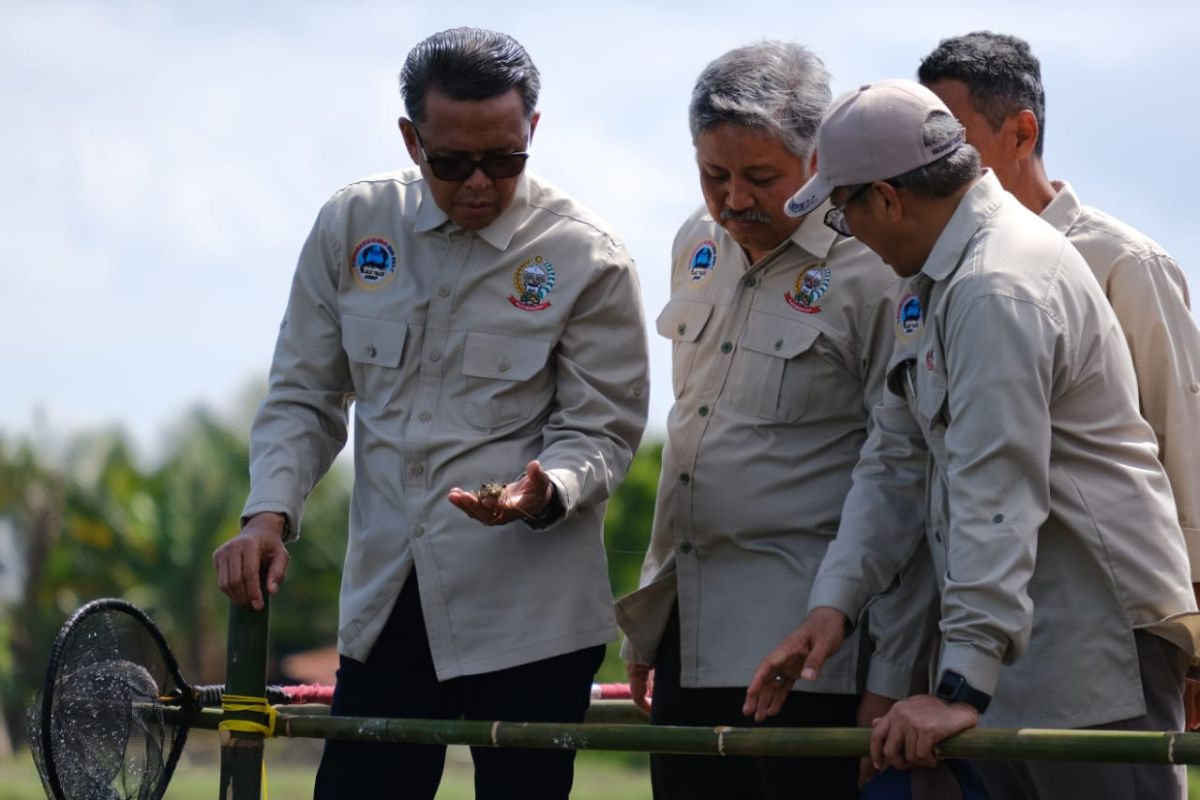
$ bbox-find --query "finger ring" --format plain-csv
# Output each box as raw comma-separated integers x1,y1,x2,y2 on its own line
773,675,785,683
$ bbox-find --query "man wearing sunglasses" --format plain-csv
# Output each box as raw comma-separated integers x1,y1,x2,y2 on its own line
213,26,649,800
616,43,935,799
743,79,1198,800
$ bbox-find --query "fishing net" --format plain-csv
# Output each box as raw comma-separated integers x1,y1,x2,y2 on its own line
26,599,195,800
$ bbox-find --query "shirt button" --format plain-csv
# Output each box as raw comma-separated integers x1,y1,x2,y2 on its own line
418,410,432,422
743,276,757,288
698,405,709,417
409,463,424,476
677,323,687,335
366,345,377,358
934,530,942,543
679,472,690,486
412,524,425,538
678,541,693,554
773,339,783,351
1191,383,1200,394
720,341,733,353
437,284,451,298
498,357,511,373
429,349,442,362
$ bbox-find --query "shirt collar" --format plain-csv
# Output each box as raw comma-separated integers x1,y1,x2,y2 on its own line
789,199,839,259
920,169,1007,282
412,171,531,251
1039,180,1084,235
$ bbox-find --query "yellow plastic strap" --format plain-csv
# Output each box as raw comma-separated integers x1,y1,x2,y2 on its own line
218,693,277,737
218,694,275,798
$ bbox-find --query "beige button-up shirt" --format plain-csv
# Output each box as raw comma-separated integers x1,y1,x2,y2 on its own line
242,168,649,677
616,204,915,694
810,173,1198,728
1042,181,1200,578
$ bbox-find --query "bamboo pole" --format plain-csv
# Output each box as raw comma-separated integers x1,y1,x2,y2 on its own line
172,706,1200,765
217,584,271,800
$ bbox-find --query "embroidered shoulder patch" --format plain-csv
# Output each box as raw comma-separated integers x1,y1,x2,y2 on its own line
508,256,556,311
785,263,831,313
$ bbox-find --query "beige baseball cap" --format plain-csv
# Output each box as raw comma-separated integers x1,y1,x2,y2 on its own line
784,79,965,218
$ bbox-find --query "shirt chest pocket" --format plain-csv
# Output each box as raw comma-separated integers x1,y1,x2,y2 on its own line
729,312,821,422
656,297,714,400
462,330,554,430
341,315,409,407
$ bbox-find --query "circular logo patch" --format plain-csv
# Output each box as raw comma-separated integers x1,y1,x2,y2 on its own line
896,292,923,338
351,237,397,289
688,240,717,282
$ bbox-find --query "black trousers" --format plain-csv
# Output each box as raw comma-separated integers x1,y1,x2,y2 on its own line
649,607,859,800
313,574,605,800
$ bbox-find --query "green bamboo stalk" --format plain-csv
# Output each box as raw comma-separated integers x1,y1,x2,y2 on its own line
217,585,271,800
170,706,1200,764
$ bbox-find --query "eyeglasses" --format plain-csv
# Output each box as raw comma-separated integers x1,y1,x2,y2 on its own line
413,127,530,182
823,183,873,237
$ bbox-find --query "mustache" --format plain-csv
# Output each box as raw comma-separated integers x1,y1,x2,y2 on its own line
720,208,771,223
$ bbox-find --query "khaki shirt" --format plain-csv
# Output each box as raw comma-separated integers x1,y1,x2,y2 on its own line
1042,182,1200,578
616,204,909,694
243,168,649,677
810,173,1198,728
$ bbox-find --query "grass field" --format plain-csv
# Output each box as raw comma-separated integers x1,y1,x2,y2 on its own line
7,740,1200,799
0,736,654,800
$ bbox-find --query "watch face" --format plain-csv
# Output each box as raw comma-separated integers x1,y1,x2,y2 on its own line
936,671,966,700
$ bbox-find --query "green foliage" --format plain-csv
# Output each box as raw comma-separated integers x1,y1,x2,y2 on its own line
0,402,665,749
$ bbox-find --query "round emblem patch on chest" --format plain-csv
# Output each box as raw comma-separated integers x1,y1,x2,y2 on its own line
688,240,717,282
896,292,923,338
785,263,831,313
350,237,397,289
508,256,557,311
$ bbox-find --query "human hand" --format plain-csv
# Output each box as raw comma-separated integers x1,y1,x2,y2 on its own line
857,690,898,787
869,694,979,771
627,662,654,715
213,512,290,610
742,606,847,722
448,460,554,526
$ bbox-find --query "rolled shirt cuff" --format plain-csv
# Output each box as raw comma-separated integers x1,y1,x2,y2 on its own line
807,574,869,631
865,655,920,700
938,641,1003,698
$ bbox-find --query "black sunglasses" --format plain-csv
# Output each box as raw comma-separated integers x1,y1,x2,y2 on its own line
413,127,530,182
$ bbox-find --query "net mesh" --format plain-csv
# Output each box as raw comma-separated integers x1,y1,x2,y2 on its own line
26,601,192,800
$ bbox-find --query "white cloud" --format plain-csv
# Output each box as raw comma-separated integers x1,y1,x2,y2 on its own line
1,0,1197,449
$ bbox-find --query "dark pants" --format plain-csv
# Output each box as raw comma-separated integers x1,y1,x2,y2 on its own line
648,607,859,800
972,630,1188,800
313,574,606,800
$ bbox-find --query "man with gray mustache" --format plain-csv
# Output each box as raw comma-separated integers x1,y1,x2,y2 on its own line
616,41,931,799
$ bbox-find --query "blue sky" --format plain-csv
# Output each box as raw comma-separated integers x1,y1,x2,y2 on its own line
3,0,1197,458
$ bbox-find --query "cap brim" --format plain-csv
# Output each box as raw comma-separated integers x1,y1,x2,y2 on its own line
784,173,833,218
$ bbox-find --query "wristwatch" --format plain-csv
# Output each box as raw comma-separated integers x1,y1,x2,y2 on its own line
934,670,991,714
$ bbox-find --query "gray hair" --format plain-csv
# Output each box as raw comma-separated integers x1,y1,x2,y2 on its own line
689,41,831,160
400,27,540,125
887,112,981,197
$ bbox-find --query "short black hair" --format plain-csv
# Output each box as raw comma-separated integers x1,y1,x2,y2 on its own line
918,31,1046,157
400,27,541,125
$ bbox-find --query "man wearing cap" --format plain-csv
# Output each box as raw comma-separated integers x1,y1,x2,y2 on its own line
615,43,932,799
743,79,1198,799
918,30,1200,632
211,27,649,800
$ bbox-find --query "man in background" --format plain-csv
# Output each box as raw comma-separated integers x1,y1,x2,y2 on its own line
617,42,929,800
